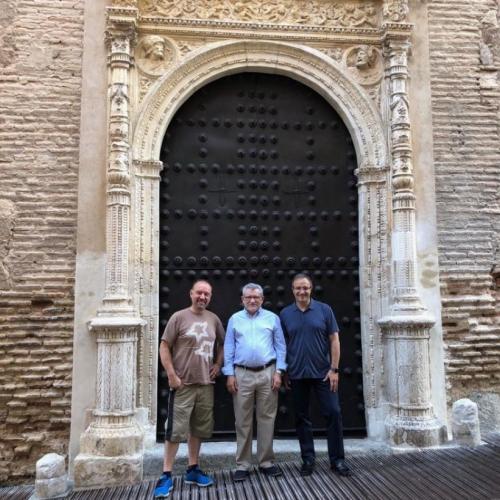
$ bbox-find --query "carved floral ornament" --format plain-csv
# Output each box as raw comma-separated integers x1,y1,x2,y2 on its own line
123,0,381,28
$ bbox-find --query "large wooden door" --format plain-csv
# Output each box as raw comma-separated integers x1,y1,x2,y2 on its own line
157,73,365,440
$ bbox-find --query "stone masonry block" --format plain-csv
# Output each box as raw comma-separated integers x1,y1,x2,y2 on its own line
451,398,481,446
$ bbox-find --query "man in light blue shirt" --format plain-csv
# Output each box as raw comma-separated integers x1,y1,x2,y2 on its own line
223,283,287,482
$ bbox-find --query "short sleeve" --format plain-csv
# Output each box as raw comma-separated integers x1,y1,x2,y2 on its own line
215,316,225,343
162,312,179,346
325,304,340,335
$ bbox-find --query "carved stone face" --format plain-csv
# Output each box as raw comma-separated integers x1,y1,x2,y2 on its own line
143,36,166,61
356,46,372,69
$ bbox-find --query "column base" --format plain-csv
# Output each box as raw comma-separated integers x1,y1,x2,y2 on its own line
73,453,143,489
386,415,447,448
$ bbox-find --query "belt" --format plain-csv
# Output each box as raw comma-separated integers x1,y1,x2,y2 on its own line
234,359,276,372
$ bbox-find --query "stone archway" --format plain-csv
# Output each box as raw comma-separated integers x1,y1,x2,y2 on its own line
131,39,391,447
72,3,447,489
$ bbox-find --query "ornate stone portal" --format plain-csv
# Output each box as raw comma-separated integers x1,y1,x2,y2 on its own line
73,0,447,487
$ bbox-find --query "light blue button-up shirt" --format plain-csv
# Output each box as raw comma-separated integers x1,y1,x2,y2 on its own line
223,307,287,376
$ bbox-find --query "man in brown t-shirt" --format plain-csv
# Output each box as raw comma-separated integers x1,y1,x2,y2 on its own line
155,280,224,498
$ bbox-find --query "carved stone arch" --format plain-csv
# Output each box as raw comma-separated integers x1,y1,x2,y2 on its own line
132,40,389,169
130,39,392,444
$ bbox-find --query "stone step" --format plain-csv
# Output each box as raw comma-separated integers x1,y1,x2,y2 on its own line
143,438,392,478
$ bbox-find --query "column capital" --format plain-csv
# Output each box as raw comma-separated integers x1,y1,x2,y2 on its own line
133,159,164,179
355,163,390,186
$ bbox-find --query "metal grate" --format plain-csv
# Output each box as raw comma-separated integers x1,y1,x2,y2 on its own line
2,435,500,499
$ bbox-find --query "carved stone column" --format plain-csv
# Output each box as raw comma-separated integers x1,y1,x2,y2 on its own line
74,6,145,488
133,159,163,447
378,2,446,447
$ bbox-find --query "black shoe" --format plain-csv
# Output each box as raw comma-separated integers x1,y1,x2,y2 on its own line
332,459,351,477
259,465,282,477
233,469,249,482
300,461,314,476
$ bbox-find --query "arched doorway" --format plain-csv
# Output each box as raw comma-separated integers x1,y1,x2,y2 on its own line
157,72,365,440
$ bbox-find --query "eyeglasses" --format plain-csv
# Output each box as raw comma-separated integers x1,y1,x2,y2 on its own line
293,286,312,291
243,295,263,301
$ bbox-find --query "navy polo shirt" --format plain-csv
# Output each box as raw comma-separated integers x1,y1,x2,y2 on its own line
280,299,339,379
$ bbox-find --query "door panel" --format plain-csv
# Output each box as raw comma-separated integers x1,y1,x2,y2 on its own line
157,72,365,440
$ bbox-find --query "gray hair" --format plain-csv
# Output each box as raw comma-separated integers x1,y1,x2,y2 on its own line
241,283,264,297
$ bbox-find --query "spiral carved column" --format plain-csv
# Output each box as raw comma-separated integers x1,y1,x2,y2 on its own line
74,6,145,488
378,2,446,447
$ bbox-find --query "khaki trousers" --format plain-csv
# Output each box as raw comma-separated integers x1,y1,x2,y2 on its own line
233,364,278,470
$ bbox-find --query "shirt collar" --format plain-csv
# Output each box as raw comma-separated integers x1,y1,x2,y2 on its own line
243,307,262,318
293,298,315,312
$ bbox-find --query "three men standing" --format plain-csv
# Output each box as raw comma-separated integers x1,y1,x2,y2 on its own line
156,275,350,498
223,283,287,481
155,280,225,498
280,273,351,477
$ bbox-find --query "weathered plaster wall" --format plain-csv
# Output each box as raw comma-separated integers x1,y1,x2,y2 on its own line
0,0,84,484
428,0,500,429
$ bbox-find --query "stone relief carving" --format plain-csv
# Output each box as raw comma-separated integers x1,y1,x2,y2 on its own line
176,40,207,56
139,0,380,28
112,0,138,6
322,46,345,62
344,44,383,86
383,0,409,23
136,35,175,76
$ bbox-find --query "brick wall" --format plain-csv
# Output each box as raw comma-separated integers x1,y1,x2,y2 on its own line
427,0,500,406
0,0,84,484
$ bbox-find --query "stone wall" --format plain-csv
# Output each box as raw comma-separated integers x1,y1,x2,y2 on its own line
427,0,500,419
0,0,84,484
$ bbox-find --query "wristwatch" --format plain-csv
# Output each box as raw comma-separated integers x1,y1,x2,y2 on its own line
329,367,339,374
275,369,283,375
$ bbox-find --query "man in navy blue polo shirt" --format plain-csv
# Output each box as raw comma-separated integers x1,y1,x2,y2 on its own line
280,273,351,477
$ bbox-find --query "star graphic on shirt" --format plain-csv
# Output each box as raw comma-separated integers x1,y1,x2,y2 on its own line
194,339,214,361
185,321,209,342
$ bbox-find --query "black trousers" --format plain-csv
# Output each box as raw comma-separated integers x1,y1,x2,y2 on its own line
290,378,345,464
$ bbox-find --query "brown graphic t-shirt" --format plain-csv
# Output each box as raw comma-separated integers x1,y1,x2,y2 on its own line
161,308,225,385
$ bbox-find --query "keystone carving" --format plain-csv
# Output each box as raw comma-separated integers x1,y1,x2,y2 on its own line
139,0,380,28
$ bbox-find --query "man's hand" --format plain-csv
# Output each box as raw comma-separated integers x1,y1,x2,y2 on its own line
209,362,221,380
271,371,282,391
168,372,183,390
226,375,238,394
283,372,291,390
323,369,339,392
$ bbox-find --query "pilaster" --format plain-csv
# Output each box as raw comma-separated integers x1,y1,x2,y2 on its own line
74,4,146,488
378,0,446,447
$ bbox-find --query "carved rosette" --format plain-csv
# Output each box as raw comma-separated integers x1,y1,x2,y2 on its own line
383,0,409,23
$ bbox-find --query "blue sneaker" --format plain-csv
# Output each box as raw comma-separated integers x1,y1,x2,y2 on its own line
154,473,173,498
184,466,214,487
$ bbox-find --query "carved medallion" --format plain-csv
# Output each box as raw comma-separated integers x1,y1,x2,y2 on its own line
343,45,383,87
139,0,380,28
136,35,175,76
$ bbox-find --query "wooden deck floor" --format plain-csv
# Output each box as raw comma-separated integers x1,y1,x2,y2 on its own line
2,434,500,499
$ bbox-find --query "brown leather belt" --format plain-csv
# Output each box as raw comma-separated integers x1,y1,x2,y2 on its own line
234,359,276,372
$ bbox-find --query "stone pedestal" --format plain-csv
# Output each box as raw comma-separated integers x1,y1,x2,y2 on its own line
73,317,145,488
379,315,446,447
34,453,69,499
452,398,481,446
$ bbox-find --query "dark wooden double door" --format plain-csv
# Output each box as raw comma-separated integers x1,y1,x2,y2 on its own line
157,73,365,440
